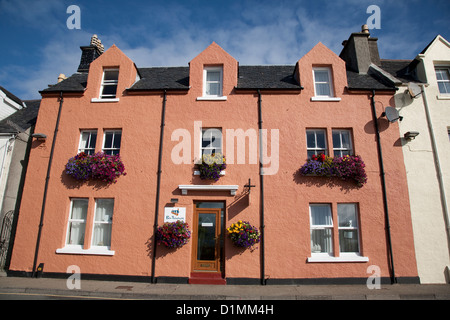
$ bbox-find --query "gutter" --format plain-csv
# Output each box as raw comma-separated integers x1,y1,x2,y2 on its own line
257,89,266,286
370,90,397,284
150,90,167,283
419,85,450,255
32,92,64,277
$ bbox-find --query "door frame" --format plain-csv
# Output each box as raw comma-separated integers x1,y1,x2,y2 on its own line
192,207,221,272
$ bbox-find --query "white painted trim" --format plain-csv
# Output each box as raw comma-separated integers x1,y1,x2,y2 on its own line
91,98,120,103
194,170,226,176
196,96,227,101
437,95,450,100
179,184,238,196
56,246,115,256
307,253,368,263
310,97,341,102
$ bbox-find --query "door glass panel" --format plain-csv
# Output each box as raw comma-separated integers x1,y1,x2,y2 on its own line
197,213,216,261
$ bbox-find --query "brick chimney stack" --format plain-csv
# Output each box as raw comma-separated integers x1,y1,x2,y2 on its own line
77,34,104,72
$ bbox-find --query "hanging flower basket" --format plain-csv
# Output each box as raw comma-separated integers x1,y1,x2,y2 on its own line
299,154,367,187
65,152,126,184
227,220,261,249
156,220,191,249
197,153,226,182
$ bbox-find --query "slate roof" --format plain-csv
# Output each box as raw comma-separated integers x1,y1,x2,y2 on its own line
0,86,23,106
40,73,88,93
380,59,420,84
236,65,301,90
128,67,190,91
0,99,41,133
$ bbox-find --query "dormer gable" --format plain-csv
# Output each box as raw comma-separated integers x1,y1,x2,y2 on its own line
189,42,238,100
296,42,347,101
86,44,138,102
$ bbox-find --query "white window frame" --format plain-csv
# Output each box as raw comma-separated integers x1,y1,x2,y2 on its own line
92,68,120,102
309,204,334,257
64,198,88,249
311,67,341,102
332,129,353,157
197,66,227,101
78,130,97,155
91,199,114,249
435,67,450,96
102,130,122,155
337,203,361,255
306,129,328,159
200,128,223,157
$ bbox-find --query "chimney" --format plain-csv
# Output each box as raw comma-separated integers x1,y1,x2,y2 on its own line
77,34,104,72
339,25,381,74
57,74,67,83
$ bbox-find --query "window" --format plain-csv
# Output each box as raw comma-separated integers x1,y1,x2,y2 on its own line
309,204,333,254
66,199,88,246
332,130,353,157
78,130,97,155
201,128,222,156
102,130,122,155
306,129,327,159
100,69,119,99
311,67,341,101
197,67,226,100
435,68,450,94
92,199,114,248
338,204,360,253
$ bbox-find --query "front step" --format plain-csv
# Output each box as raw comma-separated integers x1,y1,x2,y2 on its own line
189,272,226,285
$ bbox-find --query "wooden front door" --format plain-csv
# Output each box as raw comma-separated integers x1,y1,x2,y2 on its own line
192,208,221,272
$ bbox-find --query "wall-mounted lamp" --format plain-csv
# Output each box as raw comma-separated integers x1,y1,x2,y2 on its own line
404,131,420,140
170,198,179,204
32,133,47,140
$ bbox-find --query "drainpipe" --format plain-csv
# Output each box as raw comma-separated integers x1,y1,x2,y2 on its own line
370,90,397,284
257,89,266,285
32,92,64,277
151,90,167,284
420,85,450,256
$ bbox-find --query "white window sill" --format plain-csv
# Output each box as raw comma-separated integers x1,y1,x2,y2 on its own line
91,98,120,103
311,96,341,102
194,170,225,176
437,95,450,100
56,246,115,256
196,96,227,101
307,253,368,263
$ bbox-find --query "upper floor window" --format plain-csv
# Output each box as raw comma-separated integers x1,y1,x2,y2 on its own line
311,67,341,102
198,67,227,101
435,68,450,95
332,129,353,157
78,130,97,155
306,129,327,159
100,69,119,99
201,128,222,157
102,130,122,155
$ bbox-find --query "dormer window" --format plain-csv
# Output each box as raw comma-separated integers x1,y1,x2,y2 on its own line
197,66,227,100
311,67,341,102
100,69,119,99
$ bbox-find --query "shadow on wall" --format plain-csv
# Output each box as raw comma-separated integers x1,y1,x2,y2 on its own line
292,169,361,194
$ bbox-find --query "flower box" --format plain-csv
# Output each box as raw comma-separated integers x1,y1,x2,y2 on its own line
197,153,227,182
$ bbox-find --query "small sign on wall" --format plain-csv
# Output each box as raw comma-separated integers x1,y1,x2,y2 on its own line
164,207,186,223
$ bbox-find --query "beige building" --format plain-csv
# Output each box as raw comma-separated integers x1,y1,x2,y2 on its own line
390,35,450,283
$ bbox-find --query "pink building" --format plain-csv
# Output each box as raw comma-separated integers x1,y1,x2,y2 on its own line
9,31,418,285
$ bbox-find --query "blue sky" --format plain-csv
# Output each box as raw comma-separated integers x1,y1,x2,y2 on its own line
1,0,449,100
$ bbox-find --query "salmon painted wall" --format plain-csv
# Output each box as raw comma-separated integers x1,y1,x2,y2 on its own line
9,42,418,281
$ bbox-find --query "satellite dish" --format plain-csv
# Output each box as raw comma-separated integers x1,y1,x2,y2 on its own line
407,82,422,98
382,107,402,123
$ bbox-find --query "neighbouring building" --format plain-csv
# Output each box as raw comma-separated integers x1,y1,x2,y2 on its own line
0,86,40,271
383,35,450,284
8,31,419,284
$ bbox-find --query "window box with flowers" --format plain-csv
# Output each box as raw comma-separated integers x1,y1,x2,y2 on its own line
299,154,367,187
197,153,227,182
65,152,126,184
155,220,191,249
227,220,261,249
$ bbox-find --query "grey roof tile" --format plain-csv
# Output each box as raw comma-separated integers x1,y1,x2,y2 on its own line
0,100,41,133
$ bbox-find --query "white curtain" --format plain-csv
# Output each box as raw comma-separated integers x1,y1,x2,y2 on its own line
310,205,333,253
92,199,114,247
314,70,331,96
68,199,88,245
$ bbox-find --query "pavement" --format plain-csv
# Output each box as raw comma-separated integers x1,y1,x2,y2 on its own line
0,274,449,300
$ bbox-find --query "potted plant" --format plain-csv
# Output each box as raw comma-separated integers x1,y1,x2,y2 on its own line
156,220,191,249
197,153,226,182
227,220,261,249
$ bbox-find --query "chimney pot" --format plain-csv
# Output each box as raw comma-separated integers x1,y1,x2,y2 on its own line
361,24,370,34
58,74,67,83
